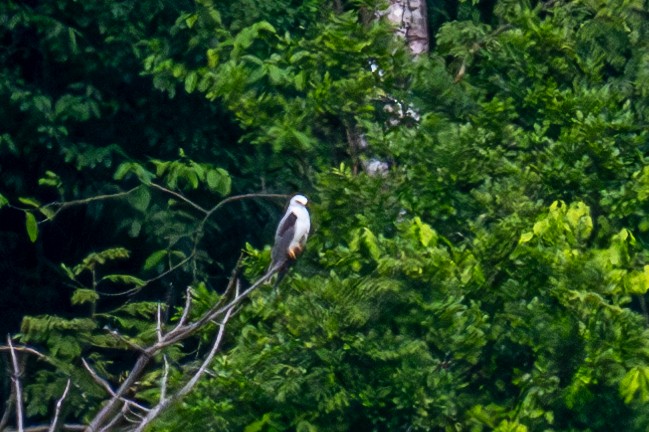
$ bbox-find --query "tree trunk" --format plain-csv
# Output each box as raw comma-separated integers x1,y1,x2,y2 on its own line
384,0,429,55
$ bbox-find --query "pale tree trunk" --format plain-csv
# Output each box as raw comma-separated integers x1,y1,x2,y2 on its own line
384,0,429,55
349,0,427,176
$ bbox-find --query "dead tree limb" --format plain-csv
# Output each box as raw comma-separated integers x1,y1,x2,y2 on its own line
7,336,24,432
48,379,71,432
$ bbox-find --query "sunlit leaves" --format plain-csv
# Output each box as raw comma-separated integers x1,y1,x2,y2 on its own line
114,162,155,185
620,366,649,404
24,211,38,242
115,156,231,196
143,250,168,271
71,288,100,305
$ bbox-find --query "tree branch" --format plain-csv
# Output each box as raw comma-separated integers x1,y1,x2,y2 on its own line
48,379,71,432
82,359,116,397
132,304,235,432
7,336,24,432
85,257,276,431
0,387,15,431
5,425,85,432
40,187,141,221
6,191,290,431
150,183,208,214
0,345,48,360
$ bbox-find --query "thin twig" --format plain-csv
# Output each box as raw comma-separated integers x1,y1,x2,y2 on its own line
82,359,115,397
156,304,164,342
104,329,146,353
179,307,235,398
150,183,208,214
0,388,15,431
204,193,289,219
174,286,193,330
48,379,71,432
81,360,149,415
97,253,194,297
40,187,140,221
7,336,24,432
160,356,169,403
97,403,127,432
0,345,48,360
5,425,85,432
122,405,144,424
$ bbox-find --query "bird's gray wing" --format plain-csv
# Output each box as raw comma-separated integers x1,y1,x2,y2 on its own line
276,211,297,238
270,212,297,270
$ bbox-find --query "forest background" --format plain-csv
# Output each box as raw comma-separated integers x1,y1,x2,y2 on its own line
2,0,649,430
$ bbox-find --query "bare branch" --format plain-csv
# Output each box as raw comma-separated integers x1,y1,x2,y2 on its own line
160,267,274,351
156,304,164,342
174,286,193,330
40,187,140,221
1,345,49,430
203,193,290,219
85,263,271,432
5,425,85,432
97,403,126,432
160,356,169,403
0,345,48,360
48,379,71,432
0,388,15,431
81,359,150,416
85,354,151,431
104,329,146,353
7,336,24,432
133,306,235,432
150,183,209,214
85,193,285,431
178,306,234,398
82,359,116,397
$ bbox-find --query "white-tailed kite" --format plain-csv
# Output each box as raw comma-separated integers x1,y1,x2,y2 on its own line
268,194,310,277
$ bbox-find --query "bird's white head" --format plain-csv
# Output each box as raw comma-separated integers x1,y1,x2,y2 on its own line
290,194,308,206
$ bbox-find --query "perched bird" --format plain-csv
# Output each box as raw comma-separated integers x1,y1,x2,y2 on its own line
268,194,310,281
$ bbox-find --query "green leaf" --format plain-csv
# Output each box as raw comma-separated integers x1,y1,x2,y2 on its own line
206,168,231,196
624,265,649,295
519,231,534,244
128,187,151,212
185,13,198,28
206,48,219,68
144,250,168,271
418,222,436,247
25,212,38,243
620,366,649,403
114,162,154,185
0,194,8,209
19,197,41,208
101,274,146,287
185,71,198,93
362,228,381,261
71,288,100,305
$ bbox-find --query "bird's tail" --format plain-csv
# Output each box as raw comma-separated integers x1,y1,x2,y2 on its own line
266,258,292,289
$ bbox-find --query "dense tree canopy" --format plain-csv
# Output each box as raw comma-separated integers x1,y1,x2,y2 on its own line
2,0,649,431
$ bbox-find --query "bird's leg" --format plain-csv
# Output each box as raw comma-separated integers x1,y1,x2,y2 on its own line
287,245,303,260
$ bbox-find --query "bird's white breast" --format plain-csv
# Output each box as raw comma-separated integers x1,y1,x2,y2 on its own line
290,204,310,246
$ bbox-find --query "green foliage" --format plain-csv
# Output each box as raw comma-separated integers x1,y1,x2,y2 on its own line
3,0,649,430
24,211,38,242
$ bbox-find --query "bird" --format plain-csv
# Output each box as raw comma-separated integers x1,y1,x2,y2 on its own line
267,194,310,283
